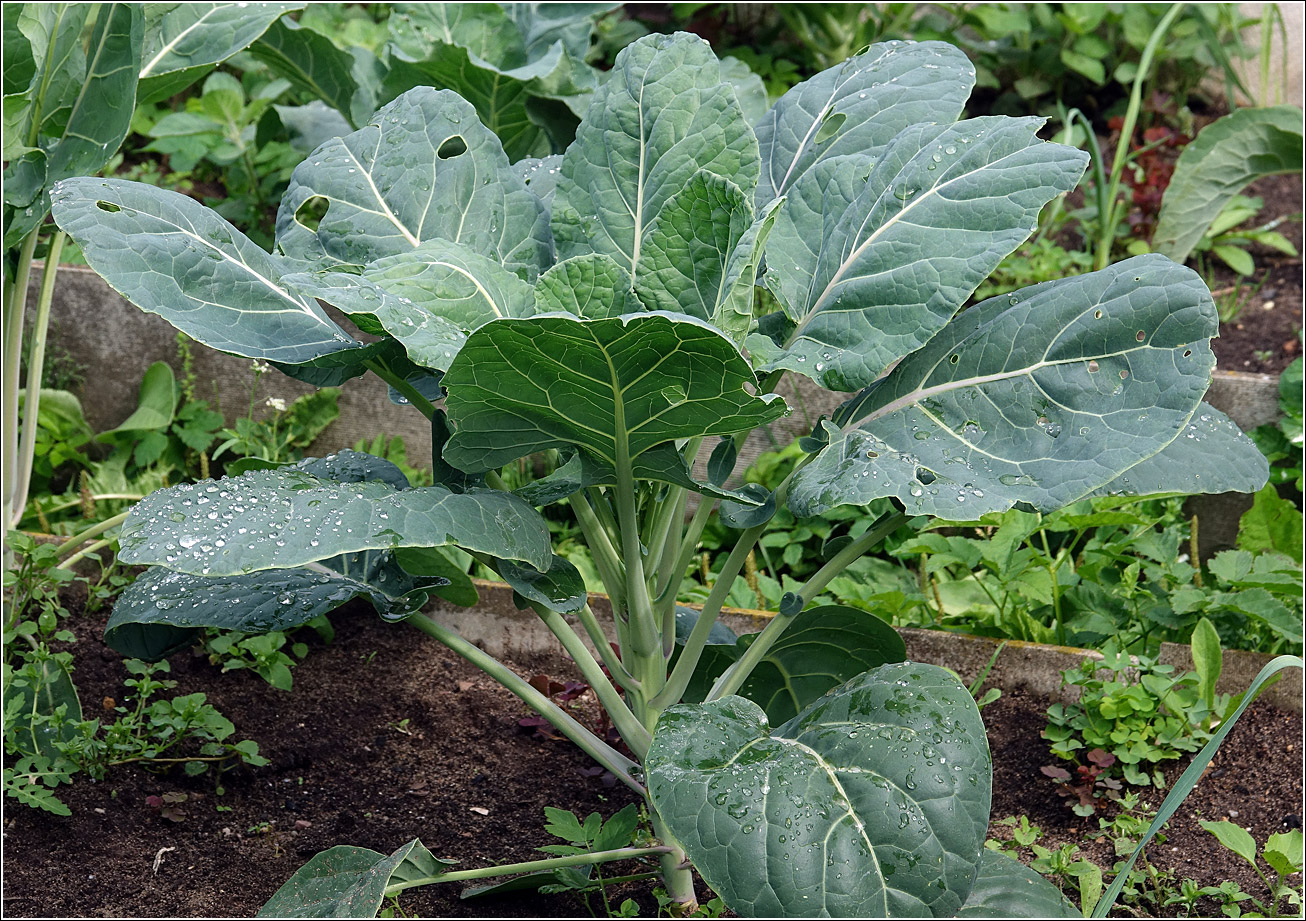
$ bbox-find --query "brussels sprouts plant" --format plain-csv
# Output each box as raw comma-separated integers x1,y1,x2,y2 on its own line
51,33,1269,918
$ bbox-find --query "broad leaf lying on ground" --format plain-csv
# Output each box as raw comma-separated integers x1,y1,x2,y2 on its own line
954,850,1080,918
758,117,1087,390
116,451,554,575
258,838,452,919
106,551,450,660
443,312,787,474
788,256,1245,519
648,662,991,918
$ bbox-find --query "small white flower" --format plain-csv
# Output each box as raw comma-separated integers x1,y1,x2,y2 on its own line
265,396,288,412
251,360,272,374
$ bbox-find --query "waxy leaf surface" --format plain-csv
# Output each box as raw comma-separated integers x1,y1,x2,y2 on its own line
118,452,553,575
763,117,1087,390
789,257,1225,519
648,662,991,917
275,87,551,279
754,40,974,207
258,839,451,918
443,313,787,473
106,551,448,660
551,32,760,282
954,850,1079,918
51,178,361,363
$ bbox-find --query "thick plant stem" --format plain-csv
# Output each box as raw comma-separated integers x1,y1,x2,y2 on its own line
1095,3,1184,270
655,494,714,605
651,813,698,912
56,537,114,571
385,845,673,894
707,512,906,701
405,613,644,795
575,603,640,692
535,604,651,758
11,233,63,530
651,523,766,710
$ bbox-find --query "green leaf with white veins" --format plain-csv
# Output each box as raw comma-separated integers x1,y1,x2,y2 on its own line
551,32,760,279
247,15,357,123
50,178,362,364
274,87,551,280
763,116,1087,391
789,256,1223,520
443,313,787,474
118,453,553,575
1087,404,1267,499
106,551,449,660
754,40,974,208
139,3,302,106
535,254,644,319
647,662,992,918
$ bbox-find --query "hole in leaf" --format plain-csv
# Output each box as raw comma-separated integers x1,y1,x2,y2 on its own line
437,136,468,159
1094,309,1103,319
814,111,846,145
949,354,959,364
96,200,121,213
1183,349,1193,357
1136,330,1146,341
915,467,936,485
1120,369,1130,379
1087,360,1100,373
295,196,329,232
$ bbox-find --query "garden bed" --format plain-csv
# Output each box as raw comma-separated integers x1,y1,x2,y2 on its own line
4,596,1301,918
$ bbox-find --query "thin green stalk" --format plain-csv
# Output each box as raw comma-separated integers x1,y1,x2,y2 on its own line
3,230,41,534
385,845,672,894
54,510,130,557
15,238,65,522
707,512,906,701
1095,3,1184,270
362,359,436,420
535,604,651,758
570,492,626,610
655,495,715,605
575,602,640,692
55,537,114,570
405,613,644,794
1036,525,1066,646
651,523,766,710
645,484,688,592
30,493,144,517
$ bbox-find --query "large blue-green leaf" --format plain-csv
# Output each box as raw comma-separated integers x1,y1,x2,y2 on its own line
760,117,1087,391
1087,404,1268,498
1153,106,1305,265
274,87,551,279
247,14,358,124
258,839,453,918
674,605,908,724
5,4,91,159
648,662,991,917
138,3,301,105
754,40,974,207
117,452,553,575
106,551,449,660
551,32,760,281
788,256,1232,519
507,3,619,62
50,178,362,363
955,851,1080,918
442,312,787,473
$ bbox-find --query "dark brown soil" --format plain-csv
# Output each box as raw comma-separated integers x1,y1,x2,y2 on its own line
5,600,1302,918
984,685,1305,917
1206,172,1304,376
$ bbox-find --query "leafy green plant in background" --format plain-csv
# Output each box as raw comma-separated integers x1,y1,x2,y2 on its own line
1199,822,1303,917
253,3,621,161
1042,634,1228,794
1251,356,1304,491
50,28,1275,917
